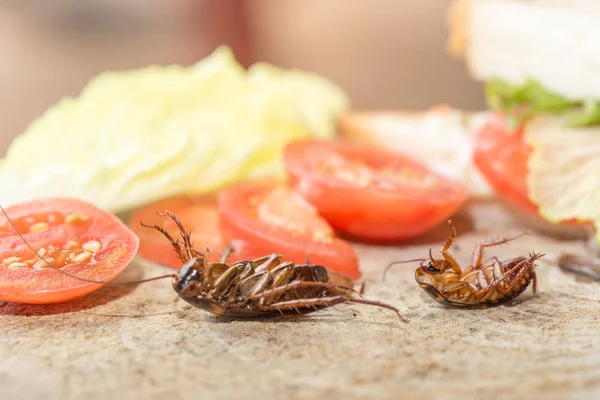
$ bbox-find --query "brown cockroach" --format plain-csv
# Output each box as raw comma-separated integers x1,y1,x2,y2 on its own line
383,220,545,307
0,205,405,321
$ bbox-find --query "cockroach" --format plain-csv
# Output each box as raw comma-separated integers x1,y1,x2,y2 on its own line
0,205,405,321
383,220,545,307
558,253,600,281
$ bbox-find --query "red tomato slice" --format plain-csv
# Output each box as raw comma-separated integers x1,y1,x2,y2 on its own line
217,181,361,279
283,139,469,243
473,114,588,228
129,195,258,269
0,198,139,304
472,114,539,214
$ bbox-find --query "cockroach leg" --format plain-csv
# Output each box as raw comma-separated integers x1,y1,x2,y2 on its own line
261,295,407,321
158,211,196,260
249,281,351,300
248,280,405,319
471,232,530,268
140,221,187,263
484,256,508,291
249,268,286,306
442,219,457,253
210,263,247,298
220,244,234,263
259,296,345,312
440,220,462,274
345,298,407,322
471,256,537,298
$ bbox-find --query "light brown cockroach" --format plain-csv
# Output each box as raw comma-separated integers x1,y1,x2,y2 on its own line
383,220,545,307
1,205,405,320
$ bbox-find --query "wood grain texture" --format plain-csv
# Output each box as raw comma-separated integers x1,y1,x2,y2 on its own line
1,201,599,400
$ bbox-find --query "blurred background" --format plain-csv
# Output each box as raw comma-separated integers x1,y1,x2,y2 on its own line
0,0,483,155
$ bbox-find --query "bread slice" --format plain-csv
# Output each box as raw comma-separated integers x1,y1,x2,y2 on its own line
336,107,493,198
448,0,600,101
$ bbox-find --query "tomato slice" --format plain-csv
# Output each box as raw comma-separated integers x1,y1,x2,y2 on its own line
129,195,259,268
472,114,539,214
217,181,361,279
0,198,139,304
473,114,589,230
283,139,469,243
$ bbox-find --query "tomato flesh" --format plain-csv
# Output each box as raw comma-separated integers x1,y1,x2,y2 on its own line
472,114,539,214
0,198,139,304
129,195,258,269
217,181,361,279
283,139,469,242
473,114,589,228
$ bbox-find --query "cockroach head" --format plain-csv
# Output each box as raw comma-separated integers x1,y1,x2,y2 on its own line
173,257,205,293
418,248,448,275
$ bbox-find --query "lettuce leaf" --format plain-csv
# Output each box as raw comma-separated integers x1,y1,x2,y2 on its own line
524,113,600,244
485,79,600,129
0,46,349,213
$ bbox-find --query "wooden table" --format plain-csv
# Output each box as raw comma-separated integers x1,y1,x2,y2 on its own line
1,201,598,399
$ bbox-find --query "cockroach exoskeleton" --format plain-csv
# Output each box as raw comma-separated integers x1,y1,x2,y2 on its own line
0,205,406,321
141,211,406,320
383,220,545,307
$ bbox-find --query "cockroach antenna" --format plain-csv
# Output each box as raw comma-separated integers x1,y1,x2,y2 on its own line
382,257,426,282
0,204,176,286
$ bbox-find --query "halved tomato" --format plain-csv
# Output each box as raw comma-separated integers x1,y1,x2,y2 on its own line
217,181,361,279
129,195,258,268
0,198,139,304
472,114,539,214
283,139,469,243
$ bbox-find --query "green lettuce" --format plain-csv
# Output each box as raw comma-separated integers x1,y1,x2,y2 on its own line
485,78,600,129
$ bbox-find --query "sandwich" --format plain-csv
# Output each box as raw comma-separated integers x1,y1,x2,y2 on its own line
340,0,600,242
448,0,600,241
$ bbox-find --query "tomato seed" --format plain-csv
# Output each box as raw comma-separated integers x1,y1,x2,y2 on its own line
33,257,55,270
71,251,92,263
65,240,80,250
312,230,333,244
8,262,28,269
65,213,88,224
30,222,49,232
82,240,101,253
2,256,21,265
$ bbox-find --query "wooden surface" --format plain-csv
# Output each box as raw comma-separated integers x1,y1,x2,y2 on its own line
1,201,599,400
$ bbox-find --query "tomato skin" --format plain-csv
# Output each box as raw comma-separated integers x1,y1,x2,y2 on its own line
473,114,588,229
129,195,259,269
472,114,539,214
217,181,361,280
0,198,139,304
283,139,470,243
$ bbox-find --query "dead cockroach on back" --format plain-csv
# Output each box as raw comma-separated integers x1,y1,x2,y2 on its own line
141,212,405,320
1,205,405,321
383,220,545,307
